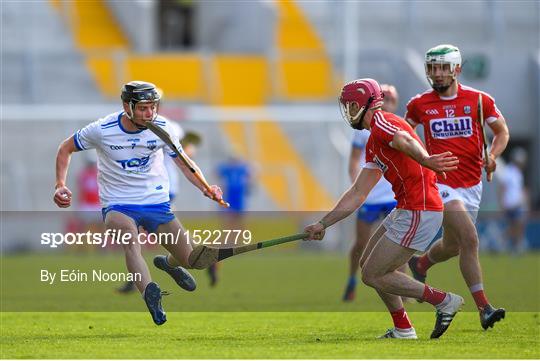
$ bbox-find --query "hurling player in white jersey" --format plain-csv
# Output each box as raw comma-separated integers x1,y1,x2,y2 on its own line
342,85,400,302
116,128,203,295
54,81,224,325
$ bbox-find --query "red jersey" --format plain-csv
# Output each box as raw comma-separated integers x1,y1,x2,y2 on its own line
405,84,502,188
365,110,443,211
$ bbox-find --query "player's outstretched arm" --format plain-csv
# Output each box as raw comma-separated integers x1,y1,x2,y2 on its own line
391,130,459,178
485,116,510,181
304,168,381,241
54,136,77,208
173,155,223,202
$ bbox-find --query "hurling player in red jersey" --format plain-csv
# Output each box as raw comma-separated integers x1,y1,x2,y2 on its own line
305,79,463,339
405,45,510,330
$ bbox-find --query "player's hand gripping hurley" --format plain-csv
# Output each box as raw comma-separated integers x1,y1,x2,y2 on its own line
477,94,494,181
145,121,230,208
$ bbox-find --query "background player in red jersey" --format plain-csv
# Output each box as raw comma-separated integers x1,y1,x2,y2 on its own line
305,78,463,339
405,44,510,330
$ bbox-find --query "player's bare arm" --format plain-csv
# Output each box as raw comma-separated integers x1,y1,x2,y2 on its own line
172,154,223,201
53,135,78,208
404,117,419,129
304,168,382,240
391,130,459,177
348,147,363,182
485,116,510,180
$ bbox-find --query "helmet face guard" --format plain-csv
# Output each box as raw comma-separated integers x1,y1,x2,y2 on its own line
339,96,374,130
339,78,384,130
121,81,162,129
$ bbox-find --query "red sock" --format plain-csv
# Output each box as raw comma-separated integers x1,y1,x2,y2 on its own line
422,284,447,306
390,308,413,329
472,290,489,310
416,254,434,275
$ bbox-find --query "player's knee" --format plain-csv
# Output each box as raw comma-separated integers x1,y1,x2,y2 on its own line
122,238,142,254
441,233,460,256
459,234,479,253
360,267,378,288
444,242,460,257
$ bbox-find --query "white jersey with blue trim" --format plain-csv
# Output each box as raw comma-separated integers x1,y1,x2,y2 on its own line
74,111,183,207
352,129,396,204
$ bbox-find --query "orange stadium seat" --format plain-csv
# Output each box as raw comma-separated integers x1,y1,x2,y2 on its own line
275,56,335,100
126,54,205,101
211,56,270,105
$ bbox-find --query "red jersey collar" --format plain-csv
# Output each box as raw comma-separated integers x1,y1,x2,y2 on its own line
369,109,385,129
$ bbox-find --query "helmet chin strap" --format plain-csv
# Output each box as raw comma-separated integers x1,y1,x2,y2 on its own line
126,102,158,130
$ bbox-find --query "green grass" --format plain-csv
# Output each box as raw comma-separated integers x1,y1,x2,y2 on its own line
1,252,539,358
1,252,539,312
1,312,539,359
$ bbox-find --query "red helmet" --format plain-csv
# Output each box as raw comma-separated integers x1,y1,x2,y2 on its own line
339,78,384,129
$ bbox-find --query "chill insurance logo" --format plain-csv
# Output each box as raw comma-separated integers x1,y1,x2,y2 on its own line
429,117,473,139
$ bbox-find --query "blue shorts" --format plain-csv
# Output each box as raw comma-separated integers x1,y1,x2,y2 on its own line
356,201,397,224
102,202,175,233
505,206,526,222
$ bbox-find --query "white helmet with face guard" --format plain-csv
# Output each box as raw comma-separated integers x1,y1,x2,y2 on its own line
425,44,462,93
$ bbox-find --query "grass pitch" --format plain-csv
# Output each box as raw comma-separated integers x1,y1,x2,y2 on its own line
1,252,539,358
2,312,539,359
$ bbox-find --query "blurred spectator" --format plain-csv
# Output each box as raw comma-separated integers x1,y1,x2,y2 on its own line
66,153,104,252
166,128,202,207
78,152,100,212
208,152,253,286
496,147,529,254
217,153,252,215
159,0,195,49
381,84,399,113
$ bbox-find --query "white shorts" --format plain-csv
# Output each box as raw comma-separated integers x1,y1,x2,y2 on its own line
382,209,443,252
437,182,482,223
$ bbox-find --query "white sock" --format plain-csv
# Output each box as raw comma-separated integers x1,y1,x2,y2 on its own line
469,283,484,293
396,327,414,332
164,255,176,269
436,293,451,310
